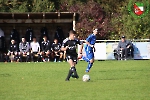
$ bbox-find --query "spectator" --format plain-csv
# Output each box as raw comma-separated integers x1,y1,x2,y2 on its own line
117,35,133,60
40,36,51,62
30,37,41,62
19,37,30,62
5,39,19,62
51,39,63,62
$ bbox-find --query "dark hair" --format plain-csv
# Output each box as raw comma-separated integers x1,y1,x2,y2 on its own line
69,30,76,35
122,36,125,38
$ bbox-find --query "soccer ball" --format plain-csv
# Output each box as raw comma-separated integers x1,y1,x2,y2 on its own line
82,74,90,82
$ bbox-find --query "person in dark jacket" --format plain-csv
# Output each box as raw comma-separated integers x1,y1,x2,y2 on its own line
6,39,19,62
40,36,51,62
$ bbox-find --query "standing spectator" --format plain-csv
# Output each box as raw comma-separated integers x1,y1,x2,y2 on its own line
30,37,41,62
40,36,51,62
51,39,63,62
61,30,83,81
19,37,30,62
117,36,132,60
81,28,98,72
5,39,18,62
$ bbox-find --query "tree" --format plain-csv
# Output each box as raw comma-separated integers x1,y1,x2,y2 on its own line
60,0,111,39
32,0,55,12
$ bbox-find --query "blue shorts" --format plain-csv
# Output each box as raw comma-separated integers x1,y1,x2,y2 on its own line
85,50,94,60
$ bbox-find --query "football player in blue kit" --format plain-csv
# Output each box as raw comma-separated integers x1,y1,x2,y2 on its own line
82,28,98,72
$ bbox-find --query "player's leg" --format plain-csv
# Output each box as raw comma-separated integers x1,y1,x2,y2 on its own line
6,52,10,62
65,55,75,81
71,57,79,79
85,52,94,72
26,52,30,62
59,52,63,62
53,51,57,62
40,51,45,62
121,49,125,60
46,51,50,61
63,51,66,62
18,52,22,62
31,52,34,62
14,52,18,62
82,50,90,62
124,48,128,60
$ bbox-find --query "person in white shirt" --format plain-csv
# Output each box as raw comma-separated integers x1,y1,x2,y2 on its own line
30,37,40,62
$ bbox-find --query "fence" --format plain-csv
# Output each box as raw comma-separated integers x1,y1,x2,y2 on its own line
78,39,150,60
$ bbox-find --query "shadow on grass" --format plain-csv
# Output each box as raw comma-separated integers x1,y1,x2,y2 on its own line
0,73,11,77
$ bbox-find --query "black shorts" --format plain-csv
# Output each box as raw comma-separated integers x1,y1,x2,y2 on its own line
32,52,38,54
66,54,77,63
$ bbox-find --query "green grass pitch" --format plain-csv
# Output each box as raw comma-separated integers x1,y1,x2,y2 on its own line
0,60,150,100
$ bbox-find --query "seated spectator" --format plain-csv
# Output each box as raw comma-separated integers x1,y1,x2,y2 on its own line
117,35,133,60
5,39,19,62
51,39,63,62
40,36,51,62
30,37,41,62
19,37,30,62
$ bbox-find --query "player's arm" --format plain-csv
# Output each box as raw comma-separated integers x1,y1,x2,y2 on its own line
77,39,83,54
61,39,68,51
84,40,93,47
61,45,68,51
30,43,33,53
38,43,40,53
127,40,132,48
19,43,23,52
25,42,30,52
41,42,45,52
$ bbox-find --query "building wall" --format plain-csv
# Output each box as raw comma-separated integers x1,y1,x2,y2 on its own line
0,23,72,49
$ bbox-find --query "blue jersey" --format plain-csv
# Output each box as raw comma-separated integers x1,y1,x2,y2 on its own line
85,34,96,51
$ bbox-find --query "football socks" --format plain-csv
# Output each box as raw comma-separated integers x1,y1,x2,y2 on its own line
86,63,93,72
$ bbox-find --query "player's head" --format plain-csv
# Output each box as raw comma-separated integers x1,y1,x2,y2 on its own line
69,30,76,40
33,37,36,42
121,35,126,42
54,39,58,44
43,36,47,41
11,39,15,44
93,28,99,35
21,37,26,43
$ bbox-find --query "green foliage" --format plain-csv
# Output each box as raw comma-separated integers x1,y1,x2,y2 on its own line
10,1,28,12
32,0,55,12
0,0,150,39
